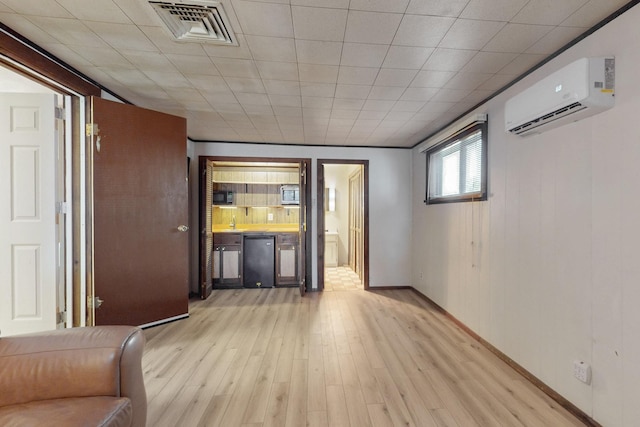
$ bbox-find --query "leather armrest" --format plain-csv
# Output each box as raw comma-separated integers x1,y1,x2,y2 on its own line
0,326,146,427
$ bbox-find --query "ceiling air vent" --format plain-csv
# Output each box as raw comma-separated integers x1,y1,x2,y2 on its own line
149,1,237,45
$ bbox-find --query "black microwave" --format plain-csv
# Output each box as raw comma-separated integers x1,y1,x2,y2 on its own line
213,190,233,205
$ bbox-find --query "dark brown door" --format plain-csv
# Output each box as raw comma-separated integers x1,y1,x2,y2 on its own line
299,161,307,296
91,97,188,326
200,158,213,298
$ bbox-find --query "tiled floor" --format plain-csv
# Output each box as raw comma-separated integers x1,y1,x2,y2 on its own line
324,266,363,291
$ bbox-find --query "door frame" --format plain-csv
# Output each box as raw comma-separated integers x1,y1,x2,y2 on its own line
198,156,313,296
317,159,369,291
1,24,102,327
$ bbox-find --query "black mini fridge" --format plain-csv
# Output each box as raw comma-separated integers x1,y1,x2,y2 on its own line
243,235,275,288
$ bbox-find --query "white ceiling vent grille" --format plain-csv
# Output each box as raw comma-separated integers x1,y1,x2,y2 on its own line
149,1,237,45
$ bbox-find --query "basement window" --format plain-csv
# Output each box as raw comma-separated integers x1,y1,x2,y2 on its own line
425,121,487,204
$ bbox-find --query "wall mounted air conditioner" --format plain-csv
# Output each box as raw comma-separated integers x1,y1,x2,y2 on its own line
505,57,615,136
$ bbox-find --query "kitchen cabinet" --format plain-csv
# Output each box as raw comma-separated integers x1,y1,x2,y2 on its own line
213,233,242,288
276,233,298,286
325,232,338,267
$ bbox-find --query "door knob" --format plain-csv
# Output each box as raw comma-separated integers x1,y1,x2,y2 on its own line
177,225,189,232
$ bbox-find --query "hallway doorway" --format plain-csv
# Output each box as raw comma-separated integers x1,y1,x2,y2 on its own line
317,160,368,291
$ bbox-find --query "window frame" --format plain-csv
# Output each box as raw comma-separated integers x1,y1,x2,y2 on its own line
425,121,488,205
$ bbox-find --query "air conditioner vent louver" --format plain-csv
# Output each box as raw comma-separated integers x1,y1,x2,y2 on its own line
509,102,587,135
149,1,237,45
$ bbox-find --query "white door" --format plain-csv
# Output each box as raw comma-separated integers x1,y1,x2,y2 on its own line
0,93,58,336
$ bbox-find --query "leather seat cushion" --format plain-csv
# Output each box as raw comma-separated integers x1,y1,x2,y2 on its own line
0,396,132,427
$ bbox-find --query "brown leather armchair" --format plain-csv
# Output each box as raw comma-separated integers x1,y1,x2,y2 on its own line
0,326,146,427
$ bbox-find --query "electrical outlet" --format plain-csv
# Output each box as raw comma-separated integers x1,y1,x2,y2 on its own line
268,213,273,221
573,360,592,384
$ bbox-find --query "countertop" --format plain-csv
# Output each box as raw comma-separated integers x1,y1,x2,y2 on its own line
213,224,298,233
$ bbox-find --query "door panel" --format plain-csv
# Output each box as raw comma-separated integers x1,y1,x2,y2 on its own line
200,159,213,298
0,93,57,336
91,97,188,326
299,161,306,296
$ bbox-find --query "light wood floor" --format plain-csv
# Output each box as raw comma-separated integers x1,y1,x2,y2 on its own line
142,287,585,427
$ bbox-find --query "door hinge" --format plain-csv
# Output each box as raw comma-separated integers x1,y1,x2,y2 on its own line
86,123,100,137
56,311,67,324
56,201,69,215
55,107,65,120
87,296,104,309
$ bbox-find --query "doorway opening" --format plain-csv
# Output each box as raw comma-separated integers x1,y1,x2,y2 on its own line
317,160,369,291
199,156,312,299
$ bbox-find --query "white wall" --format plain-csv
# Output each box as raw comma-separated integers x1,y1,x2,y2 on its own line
191,142,412,291
411,5,640,426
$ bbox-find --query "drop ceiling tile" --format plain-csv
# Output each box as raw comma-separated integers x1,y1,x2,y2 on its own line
301,82,336,97
27,16,108,47
328,117,356,128
263,80,301,96
419,101,456,113
332,98,366,110
269,94,302,107
359,110,388,119
351,0,410,13
256,61,299,80
431,88,472,102
400,87,439,101
69,45,132,67
483,23,553,53
525,26,586,54
410,70,456,87
362,99,395,111
235,92,271,106
120,50,177,71
144,71,191,88
460,89,494,104
562,0,630,27
246,36,296,62
331,109,360,120
422,48,477,71
299,64,339,83
392,100,425,112
0,13,57,45
233,1,293,37
273,106,302,116
166,54,220,76
213,58,260,79
166,87,207,103
102,67,161,88
38,42,94,67
291,0,349,8
56,0,131,23
382,46,434,69
202,34,253,59
302,96,333,109
90,22,157,51
0,0,72,17
140,26,207,56
337,66,380,85
374,69,418,87
202,91,238,105
335,84,371,99
186,75,228,92
277,115,303,126
438,19,505,50
406,0,469,16
498,53,546,75
444,72,492,90
112,0,161,26
393,15,455,47
224,77,266,93
368,86,405,100
512,0,588,25
385,111,414,121
477,73,517,91
460,0,528,21
295,40,343,65
460,51,518,73
340,43,389,67
345,11,403,45
292,6,347,41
